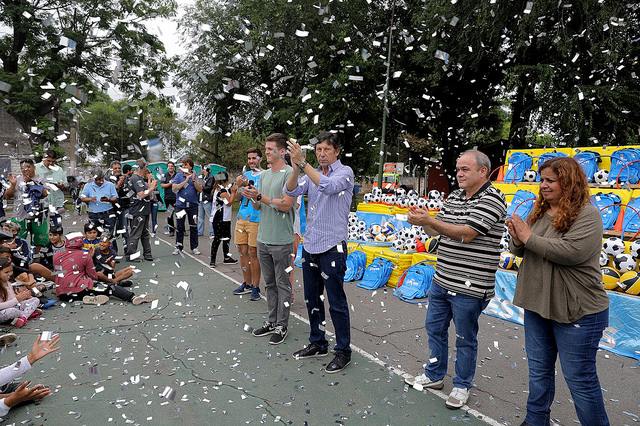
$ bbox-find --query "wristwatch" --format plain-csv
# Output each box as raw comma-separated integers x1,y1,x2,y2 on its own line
298,161,307,170
256,194,262,201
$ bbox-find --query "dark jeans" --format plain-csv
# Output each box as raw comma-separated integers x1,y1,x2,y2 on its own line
176,205,198,251
116,208,129,250
126,214,152,258
210,220,231,263
523,309,610,426
301,242,351,355
424,282,489,390
165,200,175,234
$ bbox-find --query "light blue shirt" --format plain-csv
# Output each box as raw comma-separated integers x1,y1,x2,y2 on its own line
81,180,117,213
285,160,353,254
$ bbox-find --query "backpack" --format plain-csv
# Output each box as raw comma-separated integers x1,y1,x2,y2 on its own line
591,192,622,230
573,151,599,183
506,190,537,219
536,152,568,181
344,250,367,282
357,257,394,290
504,152,533,182
622,197,640,234
609,148,640,185
393,261,435,301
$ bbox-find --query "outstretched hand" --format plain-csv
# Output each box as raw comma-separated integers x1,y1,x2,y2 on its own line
3,381,51,407
27,334,61,365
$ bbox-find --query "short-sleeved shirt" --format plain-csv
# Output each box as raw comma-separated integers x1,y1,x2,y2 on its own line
127,173,151,216
93,247,117,273
39,240,65,270
237,170,263,222
432,181,507,300
257,166,295,245
161,172,177,203
174,172,199,208
81,181,118,213
35,162,67,210
82,237,100,252
213,188,232,222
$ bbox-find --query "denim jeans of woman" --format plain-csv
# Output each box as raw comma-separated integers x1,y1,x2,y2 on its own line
523,308,609,426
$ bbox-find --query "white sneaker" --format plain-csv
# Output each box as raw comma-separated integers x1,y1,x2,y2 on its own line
209,235,214,240
172,248,181,255
83,295,110,305
445,387,469,409
192,248,202,255
404,373,444,390
132,293,156,305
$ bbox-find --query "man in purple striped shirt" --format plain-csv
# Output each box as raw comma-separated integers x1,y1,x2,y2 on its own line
285,131,354,374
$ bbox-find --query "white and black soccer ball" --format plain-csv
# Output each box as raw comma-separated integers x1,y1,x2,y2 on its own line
594,169,609,184
603,237,625,257
371,187,383,196
348,213,358,225
523,169,537,182
613,253,637,273
363,193,372,203
407,198,418,208
348,231,358,241
629,240,640,259
499,237,510,252
395,187,406,197
599,251,610,267
427,199,440,210
385,194,396,204
348,224,358,233
397,197,409,208
392,239,405,250
417,198,427,208
428,189,443,200
372,194,382,203
357,220,367,231
405,239,417,251
406,227,418,240
407,189,419,198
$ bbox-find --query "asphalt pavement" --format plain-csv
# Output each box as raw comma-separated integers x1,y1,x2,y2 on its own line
1,210,638,425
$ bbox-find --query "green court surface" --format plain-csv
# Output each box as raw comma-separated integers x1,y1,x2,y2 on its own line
1,238,488,425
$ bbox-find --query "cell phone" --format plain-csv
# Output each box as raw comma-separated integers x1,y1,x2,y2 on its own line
100,196,108,201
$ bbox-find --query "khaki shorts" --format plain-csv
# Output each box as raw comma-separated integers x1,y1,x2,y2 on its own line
235,218,259,247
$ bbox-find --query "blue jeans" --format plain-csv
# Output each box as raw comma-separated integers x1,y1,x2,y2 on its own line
151,202,159,234
197,201,214,236
524,309,609,426
176,205,198,251
424,283,489,390
301,242,351,355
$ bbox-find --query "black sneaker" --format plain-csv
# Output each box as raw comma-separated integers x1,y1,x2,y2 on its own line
293,343,328,359
252,321,275,337
325,353,351,373
269,325,287,345
223,257,238,264
209,261,216,268
117,279,134,287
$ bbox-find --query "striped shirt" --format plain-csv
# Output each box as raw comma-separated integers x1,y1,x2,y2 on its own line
285,160,354,254
433,181,506,300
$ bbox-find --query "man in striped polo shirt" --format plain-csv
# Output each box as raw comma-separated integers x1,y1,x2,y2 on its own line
405,150,506,410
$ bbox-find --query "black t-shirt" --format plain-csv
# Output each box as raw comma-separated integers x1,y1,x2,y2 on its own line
162,172,176,203
93,247,116,273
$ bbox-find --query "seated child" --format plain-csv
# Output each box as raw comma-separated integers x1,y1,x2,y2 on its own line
37,226,65,271
53,232,155,306
82,222,101,252
0,257,41,328
93,233,133,287
1,222,31,267
0,334,60,418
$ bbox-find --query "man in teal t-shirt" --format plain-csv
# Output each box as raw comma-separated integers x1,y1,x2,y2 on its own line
242,134,296,345
232,148,264,300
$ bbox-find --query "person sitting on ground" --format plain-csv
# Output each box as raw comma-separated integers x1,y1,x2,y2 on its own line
82,222,101,252
35,226,65,271
0,257,41,328
1,221,31,268
0,234,39,291
0,334,61,418
0,246,54,311
92,233,134,287
53,232,154,306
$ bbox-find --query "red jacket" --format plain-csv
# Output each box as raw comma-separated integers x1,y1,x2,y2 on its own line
53,233,98,296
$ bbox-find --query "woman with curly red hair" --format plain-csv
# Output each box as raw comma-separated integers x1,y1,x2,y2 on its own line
507,156,610,426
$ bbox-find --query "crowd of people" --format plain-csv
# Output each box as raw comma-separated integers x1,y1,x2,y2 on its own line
0,142,612,424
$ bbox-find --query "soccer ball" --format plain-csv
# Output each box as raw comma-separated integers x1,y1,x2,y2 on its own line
428,190,443,200
397,197,409,208
499,251,516,269
613,253,637,273
629,240,640,259
594,169,609,184
384,194,396,204
619,271,640,294
372,187,382,196
363,193,372,203
499,237,510,252
348,213,358,225
372,194,382,203
407,198,418,208
426,199,440,210
599,251,610,267
523,169,537,182
407,189,419,198
395,187,406,197
601,267,620,290
392,239,405,250
369,224,382,235
357,220,367,231
405,239,417,251
602,237,625,257
348,231,358,241
417,198,427,208
381,222,395,235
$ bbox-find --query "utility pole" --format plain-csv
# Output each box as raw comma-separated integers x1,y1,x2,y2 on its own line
377,0,396,189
